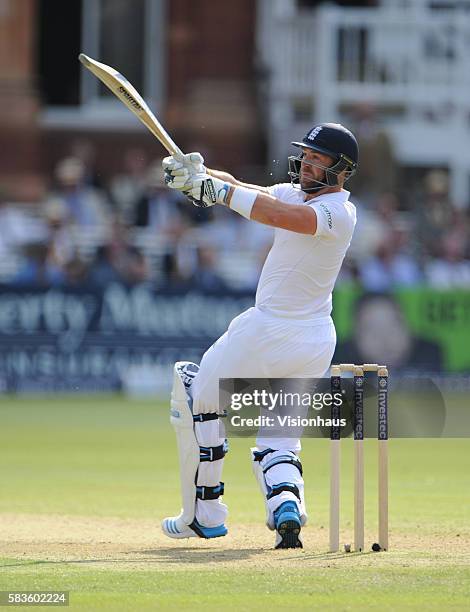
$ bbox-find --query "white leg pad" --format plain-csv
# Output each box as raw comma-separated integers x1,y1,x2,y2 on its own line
251,447,308,530
193,420,228,527
251,450,273,529
166,362,228,536
170,362,200,525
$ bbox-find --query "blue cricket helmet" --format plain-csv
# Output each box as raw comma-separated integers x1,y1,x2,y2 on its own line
289,123,359,192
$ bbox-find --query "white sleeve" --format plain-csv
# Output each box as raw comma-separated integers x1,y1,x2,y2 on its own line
267,183,285,198
309,201,346,239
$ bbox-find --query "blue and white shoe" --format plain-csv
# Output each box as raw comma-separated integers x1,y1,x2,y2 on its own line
162,515,227,540
273,501,303,549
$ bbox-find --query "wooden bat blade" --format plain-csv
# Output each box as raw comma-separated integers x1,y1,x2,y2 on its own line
78,53,182,156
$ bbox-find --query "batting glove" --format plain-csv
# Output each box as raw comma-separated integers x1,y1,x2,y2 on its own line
162,152,205,191
185,173,231,208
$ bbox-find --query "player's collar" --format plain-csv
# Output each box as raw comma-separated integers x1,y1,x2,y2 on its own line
304,189,350,203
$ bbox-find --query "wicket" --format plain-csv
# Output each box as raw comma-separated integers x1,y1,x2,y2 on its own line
329,363,389,553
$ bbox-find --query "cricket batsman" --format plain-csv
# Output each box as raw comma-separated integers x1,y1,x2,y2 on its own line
161,123,358,548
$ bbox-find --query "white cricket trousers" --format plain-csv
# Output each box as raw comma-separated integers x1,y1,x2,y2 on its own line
191,306,336,526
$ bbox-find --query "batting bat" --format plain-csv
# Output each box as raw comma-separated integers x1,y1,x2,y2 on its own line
78,53,182,156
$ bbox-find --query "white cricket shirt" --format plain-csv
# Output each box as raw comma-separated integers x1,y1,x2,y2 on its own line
255,183,356,320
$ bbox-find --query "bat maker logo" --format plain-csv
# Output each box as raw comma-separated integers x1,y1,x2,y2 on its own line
204,179,217,204
118,86,142,110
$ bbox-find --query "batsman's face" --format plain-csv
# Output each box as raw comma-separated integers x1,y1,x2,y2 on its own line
300,148,334,190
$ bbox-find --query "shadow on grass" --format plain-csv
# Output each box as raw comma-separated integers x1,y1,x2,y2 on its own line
136,546,268,563
0,547,376,569
0,547,264,569
139,547,376,563
276,550,377,562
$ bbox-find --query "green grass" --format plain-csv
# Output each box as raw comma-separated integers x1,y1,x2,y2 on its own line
1,564,469,611
1,395,469,610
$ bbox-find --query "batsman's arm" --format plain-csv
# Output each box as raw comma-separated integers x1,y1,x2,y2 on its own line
171,171,318,235
205,170,316,232
227,189,318,235
207,168,270,194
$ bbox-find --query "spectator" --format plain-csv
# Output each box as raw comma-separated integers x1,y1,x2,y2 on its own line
347,103,398,198
426,230,470,288
161,251,193,291
69,138,102,188
360,227,422,291
349,192,399,261
42,198,77,268
414,170,455,258
0,193,46,259
190,245,227,291
88,222,149,287
134,160,213,233
108,147,149,223
50,157,111,228
183,210,273,290
134,160,188,234
12,242,65,287
126,246,149,286
63,255,89,287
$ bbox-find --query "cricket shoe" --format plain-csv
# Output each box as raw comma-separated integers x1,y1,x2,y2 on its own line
162,515,227,540
274,501,303,549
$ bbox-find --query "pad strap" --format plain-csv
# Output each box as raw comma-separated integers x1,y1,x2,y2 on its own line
193,413,219,422
196,482,225,500
262,455,303,476
200,440,228,462
267,483,301,501
253,448,274,461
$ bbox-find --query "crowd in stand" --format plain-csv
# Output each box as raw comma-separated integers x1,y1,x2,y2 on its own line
1,143,470,292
